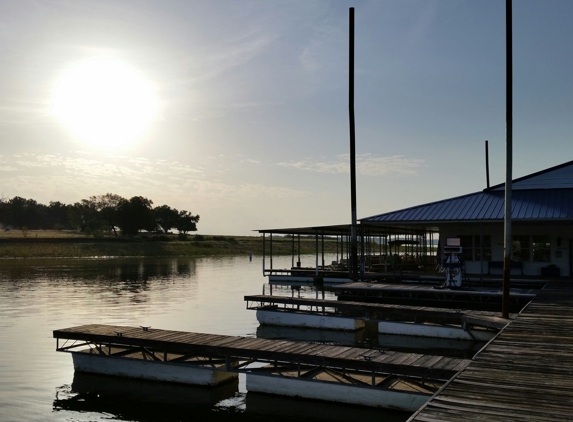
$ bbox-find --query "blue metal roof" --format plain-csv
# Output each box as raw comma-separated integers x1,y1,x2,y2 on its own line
491,160,573,190
362,189,573,223
363,161,573,224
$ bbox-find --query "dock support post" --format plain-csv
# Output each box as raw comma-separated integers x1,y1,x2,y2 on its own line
321,233,325,269
315,233,319,276
348,7,359,283
292,235,295,268
262,233,266,276
297,234,301,267
502,0,513,319
270,233,273,272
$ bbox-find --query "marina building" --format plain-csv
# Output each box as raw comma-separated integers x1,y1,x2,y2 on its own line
363,160,573,277
260,160,573,279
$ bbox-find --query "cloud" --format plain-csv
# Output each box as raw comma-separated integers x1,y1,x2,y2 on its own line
277,154,425,177
0,152,306,205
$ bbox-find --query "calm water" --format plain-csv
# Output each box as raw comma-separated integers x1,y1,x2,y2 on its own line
0,255,410,422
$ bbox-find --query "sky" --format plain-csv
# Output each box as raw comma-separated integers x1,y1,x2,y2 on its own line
1,0,573,236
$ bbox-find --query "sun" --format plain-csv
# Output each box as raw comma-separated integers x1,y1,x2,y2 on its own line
53,59,158,148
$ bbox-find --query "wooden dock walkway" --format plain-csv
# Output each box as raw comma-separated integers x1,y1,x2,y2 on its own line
245,295,512,330
54,324,469,380
408,281,573,421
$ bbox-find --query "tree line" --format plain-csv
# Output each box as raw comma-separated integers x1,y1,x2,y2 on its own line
0,193,199,236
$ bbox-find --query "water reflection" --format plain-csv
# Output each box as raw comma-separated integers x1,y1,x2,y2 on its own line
0,257,197,282
53,373,410,422
53,372,239,421
0,255,309,421
0,253,471,421
245,393,410,422
0,257,201,323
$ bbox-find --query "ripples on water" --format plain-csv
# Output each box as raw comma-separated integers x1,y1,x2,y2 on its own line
0,254,413,421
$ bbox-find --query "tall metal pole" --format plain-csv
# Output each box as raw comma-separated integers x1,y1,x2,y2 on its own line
502,0,513,319
485,140,490,189
349,7,359,282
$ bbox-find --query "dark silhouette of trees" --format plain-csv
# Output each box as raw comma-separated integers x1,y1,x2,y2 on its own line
0,193,200,236
153,205,180,234
48,201,71,230
177,210,200,234
116,196,156,236
0,196,73,230
68,199,103,233
89,193,124,236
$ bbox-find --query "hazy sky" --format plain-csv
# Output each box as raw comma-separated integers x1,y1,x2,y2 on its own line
1,0,573,235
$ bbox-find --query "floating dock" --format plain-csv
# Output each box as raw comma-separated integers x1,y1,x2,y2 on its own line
54,324,470,411
408,281,573,421
245,295,510,341
333,282,538,312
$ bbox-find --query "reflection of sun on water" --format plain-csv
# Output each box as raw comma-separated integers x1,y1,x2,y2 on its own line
52,59,158,148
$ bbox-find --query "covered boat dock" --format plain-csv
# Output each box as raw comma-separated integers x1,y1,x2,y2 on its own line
257,223,439,284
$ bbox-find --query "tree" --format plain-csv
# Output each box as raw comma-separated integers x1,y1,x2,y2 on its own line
116,196,155,236
176,210,200,234
0,195,7,228
4,197,48,229
48,201,72,230
7,196,27,229
68,200,104,233
153,205,180,234
89,193,125,236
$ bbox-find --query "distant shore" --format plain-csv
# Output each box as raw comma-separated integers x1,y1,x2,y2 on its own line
0,230,337,258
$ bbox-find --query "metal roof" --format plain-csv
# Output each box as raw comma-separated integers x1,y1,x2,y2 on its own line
362,188,573,224
490,160,573,191
255,224,352,236
258,161,573,233
255,224,430,235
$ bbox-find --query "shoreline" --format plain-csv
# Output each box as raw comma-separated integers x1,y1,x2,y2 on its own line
0,231,338,258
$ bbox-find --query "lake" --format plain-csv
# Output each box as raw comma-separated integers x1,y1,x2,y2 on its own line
0,254,411,422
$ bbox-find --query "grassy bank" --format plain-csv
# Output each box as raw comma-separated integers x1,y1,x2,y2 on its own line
0,230,338,258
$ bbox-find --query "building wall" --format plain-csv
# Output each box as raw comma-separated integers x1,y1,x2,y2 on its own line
439,224,572,277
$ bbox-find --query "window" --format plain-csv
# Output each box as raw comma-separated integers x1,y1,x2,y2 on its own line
458,235,473,261
475,235,492,261
532,235,551,262
512,235,530,262
456,235,491,261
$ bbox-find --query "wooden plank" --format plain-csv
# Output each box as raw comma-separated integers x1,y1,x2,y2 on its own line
410,281,573,421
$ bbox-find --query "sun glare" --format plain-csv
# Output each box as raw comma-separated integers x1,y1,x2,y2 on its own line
53,60,158,148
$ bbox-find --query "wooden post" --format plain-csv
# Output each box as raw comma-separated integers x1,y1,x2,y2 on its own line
291,234,295,268
297,234,301,267
262,233,266,275
349,7,359,282
502,0,513,319
315,233,319,276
